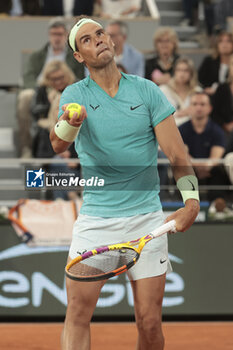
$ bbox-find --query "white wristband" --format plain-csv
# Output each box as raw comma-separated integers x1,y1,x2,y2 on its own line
177,175,200,203
54,120,80,142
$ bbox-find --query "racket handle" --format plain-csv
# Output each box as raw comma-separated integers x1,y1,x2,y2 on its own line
150,220,176,238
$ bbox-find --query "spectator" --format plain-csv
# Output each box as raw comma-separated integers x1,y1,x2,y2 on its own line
212,54,233,134
73,0,94,15
0,1,12,15
98,0,142,18
145,27,179,85
180,1,215,38
20,0,40,15
198,31,233,95
179,91,226,200
10,0,23,16
17,17,84,158
31,60,76,158
105,20,145,77
41,0,63,16
180,0,199,27
214,0,233,32
160,57,201,126
23,17,83,88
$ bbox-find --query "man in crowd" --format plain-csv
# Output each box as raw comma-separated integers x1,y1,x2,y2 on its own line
18,17,84,157
179,91,226,200
105,20,145,77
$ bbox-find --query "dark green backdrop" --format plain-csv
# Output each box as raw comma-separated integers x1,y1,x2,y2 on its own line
0,222,232,318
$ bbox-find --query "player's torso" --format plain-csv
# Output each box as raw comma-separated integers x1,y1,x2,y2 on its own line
77,75,157,167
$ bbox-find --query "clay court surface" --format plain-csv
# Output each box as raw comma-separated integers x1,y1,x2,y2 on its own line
0,322,233,349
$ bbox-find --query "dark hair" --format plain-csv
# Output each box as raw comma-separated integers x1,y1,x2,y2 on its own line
190,91,211,104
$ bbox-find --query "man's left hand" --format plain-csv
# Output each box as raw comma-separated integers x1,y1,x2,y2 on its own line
165,199,200,232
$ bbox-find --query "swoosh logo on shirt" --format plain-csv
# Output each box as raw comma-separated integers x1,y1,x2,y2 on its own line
130,104,143,111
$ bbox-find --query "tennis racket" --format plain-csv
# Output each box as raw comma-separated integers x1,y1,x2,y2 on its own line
65,219,176,282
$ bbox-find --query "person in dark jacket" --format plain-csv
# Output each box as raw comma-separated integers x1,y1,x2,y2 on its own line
198,31,233,95
31,60,76,158
18,17,84,158
145,27,179,85
212,54,233,134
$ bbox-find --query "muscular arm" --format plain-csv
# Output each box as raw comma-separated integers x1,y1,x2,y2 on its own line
154,115,195,180
154,115,200,231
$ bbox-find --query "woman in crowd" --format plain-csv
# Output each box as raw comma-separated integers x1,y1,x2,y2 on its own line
160,56,201,126
31,60,75,158
145,27,179,85
212,54,233,135
198,31,233,95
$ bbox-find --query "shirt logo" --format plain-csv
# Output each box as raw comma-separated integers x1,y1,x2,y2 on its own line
188,180,195,191
130,104,143,111
90,104,100,111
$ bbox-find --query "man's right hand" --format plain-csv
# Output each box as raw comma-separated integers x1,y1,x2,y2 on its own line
50,103,87,154
60,103,87,127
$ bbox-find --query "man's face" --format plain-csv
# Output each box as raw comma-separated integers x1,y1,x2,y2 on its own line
74,23,115,69
106,24,125,52
190,94,212,120
49,26,67,51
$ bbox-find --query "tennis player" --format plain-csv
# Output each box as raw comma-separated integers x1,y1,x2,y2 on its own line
50,16,200,350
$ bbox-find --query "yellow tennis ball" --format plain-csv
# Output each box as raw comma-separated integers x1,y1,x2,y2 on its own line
66,103,82,119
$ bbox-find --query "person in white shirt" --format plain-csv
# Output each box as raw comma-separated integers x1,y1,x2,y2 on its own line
98,0,142,18
160,56,202,126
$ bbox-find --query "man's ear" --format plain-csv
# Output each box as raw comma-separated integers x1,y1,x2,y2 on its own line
73,51,84,64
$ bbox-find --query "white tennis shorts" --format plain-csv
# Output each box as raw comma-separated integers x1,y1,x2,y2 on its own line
69,210,172,281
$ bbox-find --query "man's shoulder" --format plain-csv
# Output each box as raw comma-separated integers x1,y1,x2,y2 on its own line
122,73,154,88
179,120,192,132
63,78,88,93
208,119,225,135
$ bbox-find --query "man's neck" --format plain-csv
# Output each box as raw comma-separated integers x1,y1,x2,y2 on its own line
89,62,122,97
191,116,209,133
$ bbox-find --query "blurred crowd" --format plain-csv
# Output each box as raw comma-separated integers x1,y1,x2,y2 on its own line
0,2,233,208
0,0,144,18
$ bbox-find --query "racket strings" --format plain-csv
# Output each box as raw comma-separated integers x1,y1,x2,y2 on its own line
68,248,138,278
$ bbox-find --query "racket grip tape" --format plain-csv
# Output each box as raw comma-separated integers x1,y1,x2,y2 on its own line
150,220,176,238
